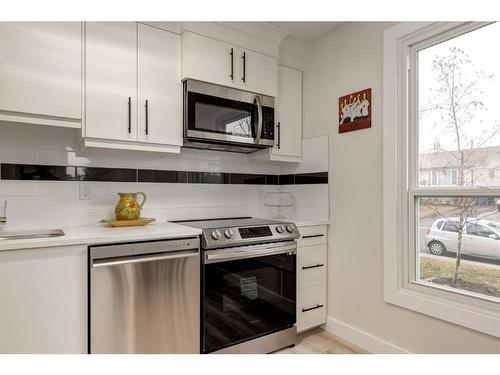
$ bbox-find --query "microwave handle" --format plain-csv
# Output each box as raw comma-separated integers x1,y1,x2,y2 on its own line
255,95,263,143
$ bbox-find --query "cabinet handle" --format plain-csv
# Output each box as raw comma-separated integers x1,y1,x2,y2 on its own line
277,122,281,149
302,304,324,313
242,51,246,83
128,97,131,134
145,99,149,135
230,48,234,80
302,234,325,239
302,263,324,270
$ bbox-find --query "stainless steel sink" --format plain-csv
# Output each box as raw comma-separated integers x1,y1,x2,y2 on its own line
0,229,65,241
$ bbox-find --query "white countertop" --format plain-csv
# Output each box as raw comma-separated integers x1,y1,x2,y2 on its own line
0,217,328,252
261,217,330,227
0,222,202,252
291,219,330,227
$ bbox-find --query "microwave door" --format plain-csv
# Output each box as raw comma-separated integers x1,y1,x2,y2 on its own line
186,91,258,145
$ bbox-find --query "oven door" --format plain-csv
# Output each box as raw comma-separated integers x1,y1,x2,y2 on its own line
202,241,296,353
184,80,275,148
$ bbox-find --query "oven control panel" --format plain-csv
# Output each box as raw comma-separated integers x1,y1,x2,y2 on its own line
239,226,272,239
202,223,300,250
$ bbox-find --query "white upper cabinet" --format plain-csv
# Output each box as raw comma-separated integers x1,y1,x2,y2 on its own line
182,32,278,97
85,22,137,142
137,23,182,146
237,48,278,97
252,65,302,163
272,66,302,159
84,22,182,153
0,22,82,128
182,32,235,89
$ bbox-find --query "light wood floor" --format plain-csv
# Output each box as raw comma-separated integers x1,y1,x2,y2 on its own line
275,328,368,354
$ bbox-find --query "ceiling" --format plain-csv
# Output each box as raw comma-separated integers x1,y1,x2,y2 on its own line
269,22,344,43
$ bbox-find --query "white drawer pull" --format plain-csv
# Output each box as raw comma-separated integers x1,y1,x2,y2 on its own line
302,263,324,270
302,234,324,239
302,304,324,312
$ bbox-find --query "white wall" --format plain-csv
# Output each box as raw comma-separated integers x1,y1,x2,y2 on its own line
303,22,500,353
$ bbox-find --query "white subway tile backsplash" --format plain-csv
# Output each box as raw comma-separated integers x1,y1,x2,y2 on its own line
38,181,78,196
1,128,330,228
0,196,40,213
3,212,39,229
0,181,39,196
294,157,329,175
76,196,115,210
36,195,77,212
0,147,39,164
81,182,108,197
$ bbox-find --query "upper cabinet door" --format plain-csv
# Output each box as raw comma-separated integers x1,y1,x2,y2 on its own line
137,24,182,146
0,22,82,127
182,32,236,88
272,66,302,158
237,48,278,97
85,22,137,141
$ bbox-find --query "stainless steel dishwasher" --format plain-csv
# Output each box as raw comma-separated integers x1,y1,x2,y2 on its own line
89,237,200,354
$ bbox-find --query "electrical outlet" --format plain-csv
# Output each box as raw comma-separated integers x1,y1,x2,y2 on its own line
79,183,90,200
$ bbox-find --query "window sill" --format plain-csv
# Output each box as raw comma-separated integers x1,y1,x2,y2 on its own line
384,284,500,338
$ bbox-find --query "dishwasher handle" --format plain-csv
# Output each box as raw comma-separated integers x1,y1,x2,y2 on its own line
92,248,199,268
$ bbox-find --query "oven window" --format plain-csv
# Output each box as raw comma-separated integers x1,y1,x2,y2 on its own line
203,253,296,353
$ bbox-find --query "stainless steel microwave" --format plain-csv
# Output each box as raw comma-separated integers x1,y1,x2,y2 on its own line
183,80,275,153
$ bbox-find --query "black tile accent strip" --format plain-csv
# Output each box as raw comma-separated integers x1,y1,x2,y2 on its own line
230,173,266,185
294,172,329,184
138,169,187,183
76,167,136,182
265,175,279,185
187,172,230,184
0,164,328,185
1,163,76,181
279,174,295,185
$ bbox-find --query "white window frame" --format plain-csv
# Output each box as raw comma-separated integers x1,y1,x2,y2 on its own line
383,22,500,337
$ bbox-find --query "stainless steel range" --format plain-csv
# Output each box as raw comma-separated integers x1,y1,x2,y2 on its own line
176,217,299,354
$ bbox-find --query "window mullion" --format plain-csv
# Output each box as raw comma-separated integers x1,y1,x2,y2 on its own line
411,187,500,196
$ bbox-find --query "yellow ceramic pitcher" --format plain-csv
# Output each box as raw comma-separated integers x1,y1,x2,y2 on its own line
115,192,147,220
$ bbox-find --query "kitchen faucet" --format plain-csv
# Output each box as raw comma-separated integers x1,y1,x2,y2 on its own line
0,200,6,225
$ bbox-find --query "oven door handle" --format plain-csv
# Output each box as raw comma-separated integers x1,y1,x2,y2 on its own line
205,242,296,264
254,95,263,144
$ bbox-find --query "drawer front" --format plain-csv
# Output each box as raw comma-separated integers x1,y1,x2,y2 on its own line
297,285,327,332
298,226,327,247
299,264,326,289
298,244,327,289
298,244,326,267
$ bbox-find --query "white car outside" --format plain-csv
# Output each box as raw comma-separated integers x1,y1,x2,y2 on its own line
425,218,500,260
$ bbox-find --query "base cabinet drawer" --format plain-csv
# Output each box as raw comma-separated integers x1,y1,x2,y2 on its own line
299,264,326,289
298,244,327,288
298,226,327,247
297,285,327,333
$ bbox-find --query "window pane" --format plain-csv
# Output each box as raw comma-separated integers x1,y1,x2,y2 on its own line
417,196,500,301
418,23,500,187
